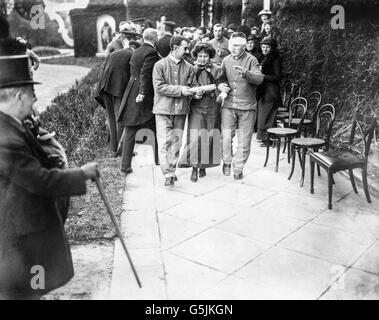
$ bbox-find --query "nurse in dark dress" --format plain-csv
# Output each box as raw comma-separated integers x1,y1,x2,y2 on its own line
179,43,225,182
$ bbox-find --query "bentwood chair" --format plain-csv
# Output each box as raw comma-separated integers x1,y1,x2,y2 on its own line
310,111,377,209
283,91,322,135
288,103,336,187
264,97,308,172
277,83,301,123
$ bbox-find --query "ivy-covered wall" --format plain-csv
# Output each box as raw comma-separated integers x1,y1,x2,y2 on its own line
273,0,379,129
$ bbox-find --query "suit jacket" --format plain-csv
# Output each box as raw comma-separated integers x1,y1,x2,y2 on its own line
156,34,172,58
0,111,87,298
105,38,125,57
95,48,133,108
118,43,160,126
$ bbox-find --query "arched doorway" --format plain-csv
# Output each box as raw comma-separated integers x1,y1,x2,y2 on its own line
96,14,116,53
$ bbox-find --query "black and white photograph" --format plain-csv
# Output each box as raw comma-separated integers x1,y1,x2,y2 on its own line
0,0,379,304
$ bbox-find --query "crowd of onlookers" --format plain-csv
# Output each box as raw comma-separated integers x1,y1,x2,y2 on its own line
96,9,284,185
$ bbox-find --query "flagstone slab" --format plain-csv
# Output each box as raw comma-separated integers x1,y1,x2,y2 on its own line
161,197,245,227
216,210,306,245
319,268,379,300
234,246,345,300
353,241,379,275
169,228,270,274
157,214,210,250
163,252,227,300
278,223,373,266
247,192,327,221
203,183,277,208
109,240,166,300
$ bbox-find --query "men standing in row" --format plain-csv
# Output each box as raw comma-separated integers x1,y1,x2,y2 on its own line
220,32,264,179
95,43,133,156
156,21,176,58
118,28,160,175
152,35,196,186
209,24,230,66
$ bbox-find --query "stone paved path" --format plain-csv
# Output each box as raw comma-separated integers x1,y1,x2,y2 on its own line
33,63,90,113
110,137,379,300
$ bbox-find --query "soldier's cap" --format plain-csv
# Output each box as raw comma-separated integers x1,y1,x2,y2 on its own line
0,55,41,89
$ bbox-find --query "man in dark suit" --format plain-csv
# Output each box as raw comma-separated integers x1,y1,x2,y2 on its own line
156,21,176,58
117,28,160,174
0,55,98,299
95,46,134,155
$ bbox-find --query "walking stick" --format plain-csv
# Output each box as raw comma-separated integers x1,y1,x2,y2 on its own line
93,173,142,288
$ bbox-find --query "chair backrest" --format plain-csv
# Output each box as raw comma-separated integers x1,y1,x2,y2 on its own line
306,91,322,122
289,97,308,130
315,103,336,150
282,82,302,111
348,111,377,161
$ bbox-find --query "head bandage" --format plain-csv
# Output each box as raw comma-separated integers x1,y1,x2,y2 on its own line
229,37,247,47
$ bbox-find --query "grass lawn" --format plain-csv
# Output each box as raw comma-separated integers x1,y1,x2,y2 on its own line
41,55,123,244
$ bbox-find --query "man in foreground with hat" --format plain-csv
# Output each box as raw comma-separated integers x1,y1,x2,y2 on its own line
156,20,176,58
0,55,98,299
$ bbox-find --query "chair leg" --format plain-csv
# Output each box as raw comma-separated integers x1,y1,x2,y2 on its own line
300,147,307,188
288,144,296,180
362,167,372,203
297,148,303,171
328,171,333,210
313,148,321,176
287,138,292,164
275,138,281,173
348,169,358,194
310,159,315,194
283,137,287,154
264,138,270,167
331,175,335,185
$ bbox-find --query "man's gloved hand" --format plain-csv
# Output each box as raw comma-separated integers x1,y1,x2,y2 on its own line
81,162,99,180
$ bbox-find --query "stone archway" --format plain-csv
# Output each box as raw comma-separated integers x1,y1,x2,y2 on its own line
96,14,116,53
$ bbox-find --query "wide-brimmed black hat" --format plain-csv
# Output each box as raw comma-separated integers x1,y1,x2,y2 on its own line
0,55,41,89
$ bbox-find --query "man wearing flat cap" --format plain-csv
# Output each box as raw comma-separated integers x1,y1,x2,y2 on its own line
156,20,176,58
0,55,98,300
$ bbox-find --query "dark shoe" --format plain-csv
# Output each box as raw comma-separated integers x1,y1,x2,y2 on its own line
234,171,243,180
132,151,137,157
199,168,206,178
165,177,174,186
122,167,133,176
174,175,178,182
191,168,198,182
223,164,231,176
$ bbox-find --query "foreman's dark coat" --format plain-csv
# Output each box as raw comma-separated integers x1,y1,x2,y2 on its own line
256,51,283,141
0,111,87,298
117,43,160,127
156,34,172,58
95,48,133,108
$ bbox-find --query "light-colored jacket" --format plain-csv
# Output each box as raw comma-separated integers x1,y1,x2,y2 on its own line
152,55,196,115
221,51,264,111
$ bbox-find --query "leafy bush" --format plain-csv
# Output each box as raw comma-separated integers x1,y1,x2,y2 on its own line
33,46,60,57
40,58,108,166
